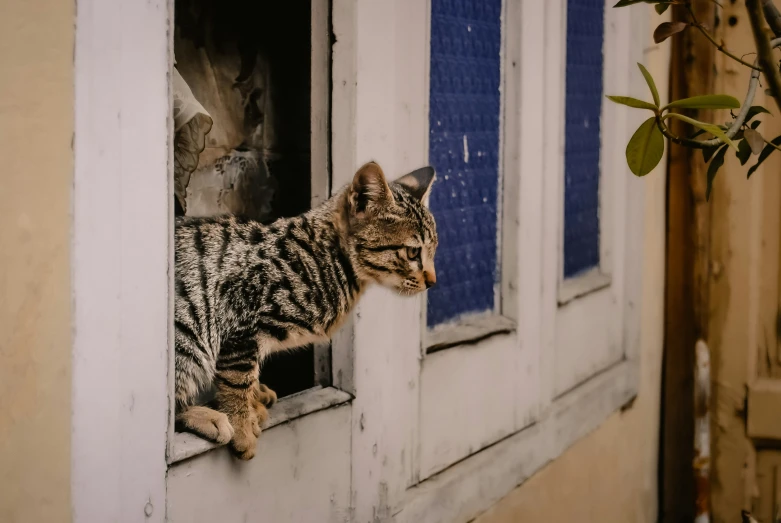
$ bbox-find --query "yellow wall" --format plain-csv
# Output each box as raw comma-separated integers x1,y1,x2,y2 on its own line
0,1,74,522
475,9,669,523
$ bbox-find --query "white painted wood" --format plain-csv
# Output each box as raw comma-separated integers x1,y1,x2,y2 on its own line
396,360,637,523
539,0,566,418
392,1,647,519
331,0,431,517
330,0,358,397
68,0,649,520
413,0,540,485
424,314,515,353
312,0,333,388
397,422,549,523
545,0,644,396
419,334,519,480
555,288,624,395
558,269,611,305
167,405,352,523
311,0,331,208
509,0,545,434
169,386,352,464
72,0,171,521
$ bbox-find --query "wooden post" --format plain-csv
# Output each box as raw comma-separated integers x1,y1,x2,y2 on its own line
661,1,717,521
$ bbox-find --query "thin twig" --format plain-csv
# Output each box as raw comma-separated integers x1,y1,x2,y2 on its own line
761,0,781,37
656,117,699,147
747,0,781,113
687,4,763,70
764,136,781,152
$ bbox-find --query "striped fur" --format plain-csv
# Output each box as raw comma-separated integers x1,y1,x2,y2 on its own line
175,161,437,459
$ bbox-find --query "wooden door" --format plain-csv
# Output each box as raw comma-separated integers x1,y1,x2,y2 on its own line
706,3,781,522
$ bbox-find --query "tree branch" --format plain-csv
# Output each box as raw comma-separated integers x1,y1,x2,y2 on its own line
654,59,762,149
761,0,781,37
687,4,763,70
747,0,781,113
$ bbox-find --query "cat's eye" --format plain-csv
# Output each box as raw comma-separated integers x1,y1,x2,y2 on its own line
406,246,421,260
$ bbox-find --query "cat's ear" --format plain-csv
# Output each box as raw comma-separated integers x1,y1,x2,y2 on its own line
393,166,436,202
349,161,394,216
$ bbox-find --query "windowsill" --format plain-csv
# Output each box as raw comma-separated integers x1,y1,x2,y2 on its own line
425,313,516,354
557,268,611,305
168,385,353,464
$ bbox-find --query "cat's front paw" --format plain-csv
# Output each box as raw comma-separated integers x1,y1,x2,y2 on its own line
228,412,259,460
253,382,277,407
176,406,235,445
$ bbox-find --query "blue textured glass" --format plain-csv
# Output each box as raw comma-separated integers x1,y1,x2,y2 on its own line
427,0,502,327
563,0,604,278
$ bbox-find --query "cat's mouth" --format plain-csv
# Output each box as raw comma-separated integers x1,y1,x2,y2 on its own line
398,280,425,296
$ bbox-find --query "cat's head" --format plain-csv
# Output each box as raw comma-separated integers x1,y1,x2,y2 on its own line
346,161,438,296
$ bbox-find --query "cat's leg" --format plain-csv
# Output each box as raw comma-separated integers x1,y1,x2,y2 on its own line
174,326,233,443
214,337,264,460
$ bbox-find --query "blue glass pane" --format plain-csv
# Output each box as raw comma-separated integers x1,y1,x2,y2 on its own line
427,0,502,327
563,0,604,278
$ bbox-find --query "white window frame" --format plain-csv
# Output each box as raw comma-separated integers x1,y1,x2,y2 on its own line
72,1,352,520
543,0,643,397
71,0,648,522
410,0,536,485
72,1,170,521
396,0,646,521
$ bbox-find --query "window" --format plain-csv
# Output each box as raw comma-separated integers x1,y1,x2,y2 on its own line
563,0,603,279
427,0,502,326
558,0,613,304
543,0,640,397
173,0,329,399
425,0,515,353
71,0,649,520
167,0,349,464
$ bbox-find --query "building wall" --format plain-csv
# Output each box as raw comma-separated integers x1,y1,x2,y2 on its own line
475,8,669,523
0,1,74,522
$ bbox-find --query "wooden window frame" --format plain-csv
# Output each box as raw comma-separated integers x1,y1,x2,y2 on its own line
71,0,648,521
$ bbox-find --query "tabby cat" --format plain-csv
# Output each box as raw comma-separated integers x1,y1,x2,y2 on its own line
174,161,438,459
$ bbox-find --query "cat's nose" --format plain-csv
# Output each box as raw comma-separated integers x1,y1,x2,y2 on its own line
424,271,436,289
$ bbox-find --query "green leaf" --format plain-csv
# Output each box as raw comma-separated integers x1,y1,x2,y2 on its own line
626,117,664,176
667,113,739,151
653,22,687,43
706,145,728,201
744,128,765,155
745,105,772,122
736,139,752,166
751,120,762,129
605,95,658,111
747,135,781,178
637,63,661,107
614,0,669,5
655,3,670,14
665,94,741,110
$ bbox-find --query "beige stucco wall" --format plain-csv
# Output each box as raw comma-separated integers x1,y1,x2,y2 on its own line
0,1,74,522
475,11,669,523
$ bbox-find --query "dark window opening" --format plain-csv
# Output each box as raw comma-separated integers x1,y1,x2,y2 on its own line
173,0,326,399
